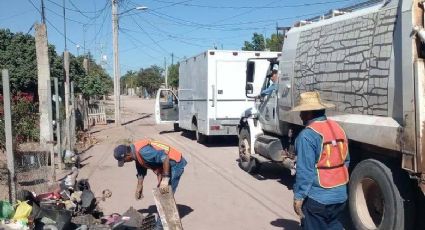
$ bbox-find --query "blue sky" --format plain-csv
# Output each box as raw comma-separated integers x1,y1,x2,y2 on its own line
0,0,364,75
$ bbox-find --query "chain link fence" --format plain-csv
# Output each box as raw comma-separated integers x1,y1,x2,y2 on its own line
0,147,52,202
15,147,51,195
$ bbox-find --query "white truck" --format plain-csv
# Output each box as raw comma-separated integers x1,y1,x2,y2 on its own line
238,0,425,229
155,50,279,142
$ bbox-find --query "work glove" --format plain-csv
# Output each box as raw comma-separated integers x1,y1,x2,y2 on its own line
159,176,170,194
293,199,305,219
135,183,144,200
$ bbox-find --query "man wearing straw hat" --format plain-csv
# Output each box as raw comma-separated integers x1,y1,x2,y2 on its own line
292,92,350,230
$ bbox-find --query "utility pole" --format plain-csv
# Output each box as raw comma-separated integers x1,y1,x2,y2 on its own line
35,23,55,180
62,0,71,152
112,0,121,126
171,53,174,65
164,57,168,88
63,0,67,50
41,0,46,24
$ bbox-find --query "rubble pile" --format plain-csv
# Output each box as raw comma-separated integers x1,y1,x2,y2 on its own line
0,168,156,229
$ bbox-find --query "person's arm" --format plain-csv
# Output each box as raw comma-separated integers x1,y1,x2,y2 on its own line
158,154,171,193
294,131,316,200
135,162,147,200
344,146,350,168
260,84,276,96
162,155,170,177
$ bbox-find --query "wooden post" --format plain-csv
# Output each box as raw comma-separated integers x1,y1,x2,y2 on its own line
64,51,71,151
152,187,183,230
54,78,62,170
70,81,75,149
48,79,55,181
2,69,16,204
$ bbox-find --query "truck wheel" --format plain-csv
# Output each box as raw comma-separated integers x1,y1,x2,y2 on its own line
238,127,258,173
349,159,406,230
173,123,180,132
195,124,208,143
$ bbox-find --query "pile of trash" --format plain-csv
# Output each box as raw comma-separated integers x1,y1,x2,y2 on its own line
0,167,156,229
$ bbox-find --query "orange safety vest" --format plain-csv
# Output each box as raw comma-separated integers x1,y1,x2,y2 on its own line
133,139,182,171
307,119,349,188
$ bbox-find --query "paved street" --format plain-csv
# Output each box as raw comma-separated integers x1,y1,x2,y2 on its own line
77,96,300,230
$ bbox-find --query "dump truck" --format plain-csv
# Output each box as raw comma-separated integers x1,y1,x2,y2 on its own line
237,0,425,229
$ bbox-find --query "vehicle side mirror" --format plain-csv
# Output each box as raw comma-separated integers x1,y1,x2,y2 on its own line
246,83,253,95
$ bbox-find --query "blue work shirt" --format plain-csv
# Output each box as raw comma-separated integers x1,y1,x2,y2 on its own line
260,83,277,96
130,144,187,179
294,116,350,205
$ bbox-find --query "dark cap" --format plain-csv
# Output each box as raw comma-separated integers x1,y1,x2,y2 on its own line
114,145,128,167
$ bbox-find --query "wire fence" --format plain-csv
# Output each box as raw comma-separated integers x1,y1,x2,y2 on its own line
0,148,52,202
14,148,51,195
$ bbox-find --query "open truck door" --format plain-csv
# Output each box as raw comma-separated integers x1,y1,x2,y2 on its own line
155,89,179,127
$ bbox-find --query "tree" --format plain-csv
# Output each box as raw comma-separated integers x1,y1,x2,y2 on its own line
138,65,163,96
167,63,179,89
0,29,65,92
242,32,285,52
74,54,113,99
266,33,284,52
242,33,266,51
121,70,138,89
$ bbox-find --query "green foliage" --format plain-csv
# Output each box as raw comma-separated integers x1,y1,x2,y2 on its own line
121,65,164,95
167,63,179,88
0,98,39,150
138,65,164,95
0,29,38,92
121,70,139,90
78,73,112,99
242,33,266,51
0,29,67,92
242,32,284,52
72,53,113,99
266,33,284,52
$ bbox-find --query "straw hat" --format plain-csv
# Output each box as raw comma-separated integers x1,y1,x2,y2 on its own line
291,91,335,112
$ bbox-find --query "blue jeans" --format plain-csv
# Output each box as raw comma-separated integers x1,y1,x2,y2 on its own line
301,197,345,230
156,158,186,229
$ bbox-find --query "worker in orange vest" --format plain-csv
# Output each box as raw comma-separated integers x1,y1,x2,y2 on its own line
114,139,187,196
291,92,349,230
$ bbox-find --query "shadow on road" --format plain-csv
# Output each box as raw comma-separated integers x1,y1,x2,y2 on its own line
138,204,194,219
240,161,295,190
122,113,152,126
180,131,196,140
203,136,238,147
159,130,178,134
270,218,300,229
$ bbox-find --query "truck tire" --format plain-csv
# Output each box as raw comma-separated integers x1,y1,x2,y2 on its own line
195,123,208,143
173,123,180,132
349,159,405,230
238,127,258,173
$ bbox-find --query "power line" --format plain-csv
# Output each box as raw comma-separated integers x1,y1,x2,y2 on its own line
129,15,169,54
45,0,109,14
119,29,164,61
26,0,78,46
151,0,353,9
152,0,194,10
44,6,86,25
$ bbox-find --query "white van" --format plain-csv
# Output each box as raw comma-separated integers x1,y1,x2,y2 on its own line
155,50,279,143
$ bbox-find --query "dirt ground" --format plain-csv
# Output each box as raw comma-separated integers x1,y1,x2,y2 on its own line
75,96,301,230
